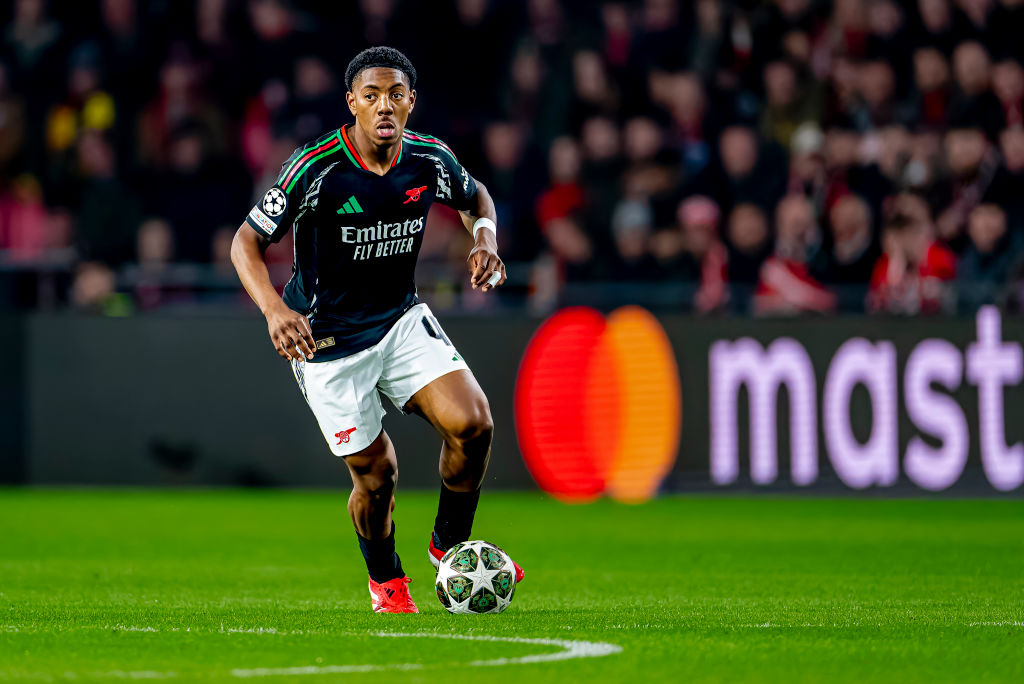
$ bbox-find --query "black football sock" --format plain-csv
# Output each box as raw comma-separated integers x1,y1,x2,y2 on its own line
357,523,405,583
433,483,481,552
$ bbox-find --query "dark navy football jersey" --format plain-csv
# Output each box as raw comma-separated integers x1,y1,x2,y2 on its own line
246,124,478,361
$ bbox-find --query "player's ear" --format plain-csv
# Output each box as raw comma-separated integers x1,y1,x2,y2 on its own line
408,89,416,112
346,91,357,116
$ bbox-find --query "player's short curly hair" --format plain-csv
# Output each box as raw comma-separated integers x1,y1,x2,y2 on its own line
344,46,417,92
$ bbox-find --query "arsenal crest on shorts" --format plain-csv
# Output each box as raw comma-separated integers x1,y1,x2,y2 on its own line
262,187,287,216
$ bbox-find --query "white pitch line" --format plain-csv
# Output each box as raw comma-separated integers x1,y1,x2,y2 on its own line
95,671,178,680
230,632,622,678
373,631,623,666
230,663,423,678
3,630,622,680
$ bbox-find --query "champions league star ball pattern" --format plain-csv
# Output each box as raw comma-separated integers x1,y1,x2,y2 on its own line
262,187,287,216
435,540,517,614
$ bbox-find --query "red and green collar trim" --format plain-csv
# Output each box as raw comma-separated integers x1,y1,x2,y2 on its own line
340,124,402,171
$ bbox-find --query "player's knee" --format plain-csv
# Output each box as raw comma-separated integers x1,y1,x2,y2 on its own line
353,463,396,506
448,405,493,451
369,467,397,502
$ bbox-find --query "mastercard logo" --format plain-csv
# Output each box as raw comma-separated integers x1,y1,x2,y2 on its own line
514,306,682,503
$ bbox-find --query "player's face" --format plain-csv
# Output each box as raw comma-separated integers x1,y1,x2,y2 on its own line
347,68,416,145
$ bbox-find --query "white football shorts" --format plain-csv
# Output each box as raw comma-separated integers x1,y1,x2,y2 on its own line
290,303,470,457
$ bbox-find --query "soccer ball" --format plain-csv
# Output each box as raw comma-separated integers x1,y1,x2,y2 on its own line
435,540,517,614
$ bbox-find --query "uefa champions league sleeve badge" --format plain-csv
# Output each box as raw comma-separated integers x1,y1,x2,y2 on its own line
262,187,287,217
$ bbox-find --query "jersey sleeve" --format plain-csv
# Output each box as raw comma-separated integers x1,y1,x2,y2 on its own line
246,140,330,243
420,136,478,211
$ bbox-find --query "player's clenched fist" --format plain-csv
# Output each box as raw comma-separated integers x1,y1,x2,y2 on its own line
265,302,316,360
468,232,505,292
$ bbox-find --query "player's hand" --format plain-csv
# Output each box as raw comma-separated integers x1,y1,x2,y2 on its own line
265,302,316,361
468,231,505,292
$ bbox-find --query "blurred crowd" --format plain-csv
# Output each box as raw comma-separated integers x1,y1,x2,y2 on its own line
3,0,1024,315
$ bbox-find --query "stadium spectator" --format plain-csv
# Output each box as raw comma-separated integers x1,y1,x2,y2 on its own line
905,127,943,191
126,217,185,310
633,0,686,71
714,125,786,213
914,0,957,55
787,122,827,207
623,116,665,167
992,58,1024,127
670,195,728,313
4,0,65,115
906,47,952,129
502,42,545,131
865,0,910,67
872,124,913,186
935,124,998,248
73,131,139,266
599,2,631,73
986,125,1024,229
868,207,956,314
759,60,823,149
579,116,624,227
609,199,656,280
957,203,1024,311
948,41,1004,139
819,0,870,61
853,60,897,128
687,0,725,79
0,60,27,179
568,51,619,135
537,137,597,281
69,260,118,312
755,195,836,315
480,121,537,258
654,71,710,175
725,203,771,312
0,173,48,261
811,194,878,309
536,135,586,246
243,0,304,88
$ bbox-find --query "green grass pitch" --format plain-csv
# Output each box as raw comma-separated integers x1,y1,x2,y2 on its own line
1,490,1022,682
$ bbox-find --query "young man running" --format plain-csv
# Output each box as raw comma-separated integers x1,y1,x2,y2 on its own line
231,46,523,613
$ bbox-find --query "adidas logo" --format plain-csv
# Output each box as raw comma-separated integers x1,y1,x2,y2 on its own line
337,196,364,214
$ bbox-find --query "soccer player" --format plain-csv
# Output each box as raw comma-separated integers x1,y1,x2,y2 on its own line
231,47,523,613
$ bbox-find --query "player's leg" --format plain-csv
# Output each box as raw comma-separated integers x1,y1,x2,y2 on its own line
344,429,402,578
404,369,492,551
344,431,418,613
289,351,417,612
376,303,523,581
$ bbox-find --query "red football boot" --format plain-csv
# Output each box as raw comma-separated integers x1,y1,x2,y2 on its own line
429,535,525,583
368,575,419,613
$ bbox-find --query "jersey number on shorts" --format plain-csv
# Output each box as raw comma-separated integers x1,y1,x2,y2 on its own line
421,315,452,346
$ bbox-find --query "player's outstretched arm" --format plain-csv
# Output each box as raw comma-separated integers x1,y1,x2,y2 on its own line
230,224,315,361
460,180,505,292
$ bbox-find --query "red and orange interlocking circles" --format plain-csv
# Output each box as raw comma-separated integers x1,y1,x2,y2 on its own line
514,306,681,503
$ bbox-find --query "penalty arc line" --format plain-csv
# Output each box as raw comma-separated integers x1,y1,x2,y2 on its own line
1,631,622,680
229,632,623,678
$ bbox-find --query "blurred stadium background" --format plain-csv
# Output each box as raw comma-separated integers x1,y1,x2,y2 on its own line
0,0,1022,499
